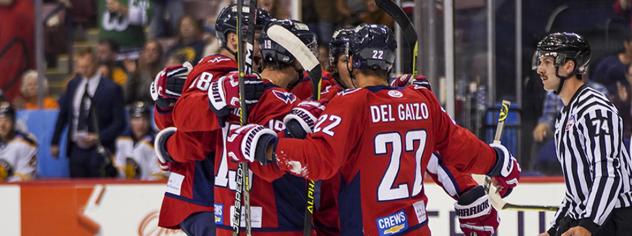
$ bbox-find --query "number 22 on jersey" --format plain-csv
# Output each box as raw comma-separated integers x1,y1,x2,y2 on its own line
375,130,426,201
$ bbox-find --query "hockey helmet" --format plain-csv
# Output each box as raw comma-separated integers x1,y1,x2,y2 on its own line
259,19,318,67
349,24,397,72
215,4,272,48
532,32,591,76
129,101,150,119
0,102,15,122
329,27,354,69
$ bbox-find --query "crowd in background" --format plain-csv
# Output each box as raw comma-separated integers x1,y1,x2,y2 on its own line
4,0,632,181
0,0,399,181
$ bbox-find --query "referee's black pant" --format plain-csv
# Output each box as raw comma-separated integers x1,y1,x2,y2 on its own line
555,206,632,236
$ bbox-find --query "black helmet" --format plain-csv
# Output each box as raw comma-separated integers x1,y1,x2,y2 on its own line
349,24,397,72
260,19,318,67
532,32,591,75
0,102,15,122
129,101,150,119
328,27,354,69
215,4,272,48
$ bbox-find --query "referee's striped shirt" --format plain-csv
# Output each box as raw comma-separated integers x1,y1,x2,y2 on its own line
552,85,632,232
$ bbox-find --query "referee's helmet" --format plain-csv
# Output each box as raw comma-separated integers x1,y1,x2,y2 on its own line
533,32,591,77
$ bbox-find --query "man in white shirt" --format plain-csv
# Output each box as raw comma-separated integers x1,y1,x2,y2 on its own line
51,48,126,177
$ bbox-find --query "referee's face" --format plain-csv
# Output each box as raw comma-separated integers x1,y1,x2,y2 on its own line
536,56,560,92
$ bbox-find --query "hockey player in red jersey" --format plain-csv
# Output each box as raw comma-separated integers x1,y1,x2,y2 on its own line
313,26,503,236
151,5,270,235
223,24,521,236
208,19,325,236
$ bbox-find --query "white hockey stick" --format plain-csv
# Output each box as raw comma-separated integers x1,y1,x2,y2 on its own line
266,25,319,72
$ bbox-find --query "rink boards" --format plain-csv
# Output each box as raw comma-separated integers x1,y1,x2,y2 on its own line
0,177,564,236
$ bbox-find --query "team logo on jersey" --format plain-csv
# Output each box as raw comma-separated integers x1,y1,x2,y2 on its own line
387,90,403,98
214,204,224,224
338,88,360,96
206,56,232,64
124,158,141,179
272,90,297,104
321,85,332,95
566,114,576,131
376,210,409,236
0,159,14,181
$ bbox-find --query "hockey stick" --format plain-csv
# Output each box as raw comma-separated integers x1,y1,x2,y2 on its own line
488,191,559,212
266,24,321,236
481,101,558,212
484,100,511,193
376,0,419,76
472,175,559,212
233,1,256,235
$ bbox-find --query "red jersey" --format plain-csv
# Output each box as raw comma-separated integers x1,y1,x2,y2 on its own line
213,81,308,236
274,86,498,236
167,54,237,162
289,75,343,236
153,54,236,229
290,72,336,101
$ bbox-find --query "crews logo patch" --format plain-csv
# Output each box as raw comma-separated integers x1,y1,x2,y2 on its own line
376,210,408,236
272,90,297,104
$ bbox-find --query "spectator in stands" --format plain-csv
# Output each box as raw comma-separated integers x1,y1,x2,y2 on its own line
260,0,290,20
97,39,119,63
358,0,394,29
336,0,368,25
0,102,37,182
147,0,183,39
13,70,58,110
202,15,221,56
164,53,187,67
615,63,632,137
115,101,164,180
591,32,632,90
51,48,126,178
96,39,129,87
166,15,205,63
98,0,151,57
614,0,632,31
125,39,162,105
314,0,340,45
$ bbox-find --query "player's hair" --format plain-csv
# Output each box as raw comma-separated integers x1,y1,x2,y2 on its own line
260,58,295,71
357,67,389,80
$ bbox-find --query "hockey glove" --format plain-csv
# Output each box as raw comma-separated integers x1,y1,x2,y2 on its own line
390,74,429,88
411,75,431,90
283,101,325,139
208,72,266,123
488,143,521,198
150,62,192,112
154,127,176,165
455,186,499,236
226,124,278,165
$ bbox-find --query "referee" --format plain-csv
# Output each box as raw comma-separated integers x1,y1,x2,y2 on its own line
534,32,632,236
